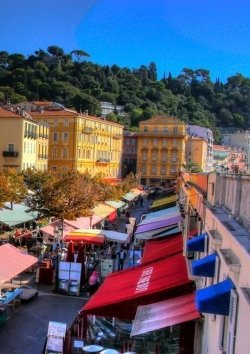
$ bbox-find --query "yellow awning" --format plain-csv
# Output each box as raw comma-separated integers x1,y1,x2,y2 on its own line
151,195,177,209
94,203,116,219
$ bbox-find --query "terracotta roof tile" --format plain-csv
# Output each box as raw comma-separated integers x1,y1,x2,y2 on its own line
0,107,22,118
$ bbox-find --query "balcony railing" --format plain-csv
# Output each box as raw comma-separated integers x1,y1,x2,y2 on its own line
96,158,110,163
3,151,18,157
82,127,94,134
24,133,38,139
38,154,48,159
113,134,122,139
138,131,186,137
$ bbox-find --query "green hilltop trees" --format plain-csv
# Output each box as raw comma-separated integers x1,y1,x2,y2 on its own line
0,47,250,141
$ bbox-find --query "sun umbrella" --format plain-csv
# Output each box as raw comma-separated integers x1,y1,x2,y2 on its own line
66,241,75,262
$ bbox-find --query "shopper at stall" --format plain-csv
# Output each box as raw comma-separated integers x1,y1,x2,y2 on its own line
117,248,127,271
87,270,100,296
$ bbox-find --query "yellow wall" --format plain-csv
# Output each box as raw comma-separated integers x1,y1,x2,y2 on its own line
136,115,187,185
0,116,49,172
186,137,207,171
34,110,123,178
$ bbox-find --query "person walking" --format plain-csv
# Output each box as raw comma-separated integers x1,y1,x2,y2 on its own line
117,248,127,271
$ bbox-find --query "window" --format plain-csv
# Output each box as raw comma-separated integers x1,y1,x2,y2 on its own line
131,139,135,145
143,126,148,132
153,126,158,132
64,119,69,126
143,139,148,147
161,166,166,174
52,148,57,158
62,147,68,158
152,165,157,174
8,143,14,152
142,165,146,174
162,139,167,147
152,151,157,161
62,132,68,142
219,290,238,354
163,126,168,133
173,139,177,147
54,119,58,127
126,140,130,146
162,153,167,162
173,126,178,133
142,151,147,161
53,132,58,142
153,138,158,147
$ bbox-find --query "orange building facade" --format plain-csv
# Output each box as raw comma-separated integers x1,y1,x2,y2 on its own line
136,116,187,187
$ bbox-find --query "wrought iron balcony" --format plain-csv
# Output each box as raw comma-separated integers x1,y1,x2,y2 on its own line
96,158,110,163
82,127,94,134
3,151,18,157
113,134,122,139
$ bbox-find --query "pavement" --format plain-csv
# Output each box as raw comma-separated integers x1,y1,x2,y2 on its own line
0,195,152,354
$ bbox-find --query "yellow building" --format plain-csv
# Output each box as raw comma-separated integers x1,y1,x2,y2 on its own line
0,107,49,172
136,115,187,187
32,107,123,178
186,137,208,171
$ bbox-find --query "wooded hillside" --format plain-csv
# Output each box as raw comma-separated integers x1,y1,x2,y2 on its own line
0,46,249,141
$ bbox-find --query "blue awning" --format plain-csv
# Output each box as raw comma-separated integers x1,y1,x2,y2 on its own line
191,253,217,277
186,233,207,252
195,278,235,315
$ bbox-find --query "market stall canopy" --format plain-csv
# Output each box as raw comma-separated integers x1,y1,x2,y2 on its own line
64,230,105,245
131,188,146,196
103,230,130,243
150,195,178,211
105,200,126,210
0,203,38,228
139,206,180,226
141,233,183,265
122,192,137,202
64,229,129,244
135,216,181,235
131,293,201,337
82,253,193,320
65,215,102,229
135,224,180,240
94,203,117,222
40,220,75,238
0,244,37,286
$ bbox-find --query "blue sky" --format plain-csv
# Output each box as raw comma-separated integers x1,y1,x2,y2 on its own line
1,0,250,81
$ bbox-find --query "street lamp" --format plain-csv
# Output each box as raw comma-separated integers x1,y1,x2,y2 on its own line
53,227,62,293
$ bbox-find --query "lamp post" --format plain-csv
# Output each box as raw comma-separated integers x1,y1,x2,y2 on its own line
53,227,62,293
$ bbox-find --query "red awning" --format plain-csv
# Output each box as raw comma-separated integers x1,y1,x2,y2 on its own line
82,253,193,320
131,293,201,336
141,233,183,265
0,244,37,286
108,210,117,222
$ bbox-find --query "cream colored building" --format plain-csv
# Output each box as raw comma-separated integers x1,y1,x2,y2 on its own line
136,115,187,187
32,107,123,178
179,172,250,354
0,107,49,172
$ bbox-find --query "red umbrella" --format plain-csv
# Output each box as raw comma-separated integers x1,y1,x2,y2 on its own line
66,241,75,262
76,242,85,263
